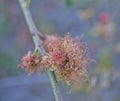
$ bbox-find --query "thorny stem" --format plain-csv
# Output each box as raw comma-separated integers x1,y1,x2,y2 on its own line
18,0,63,101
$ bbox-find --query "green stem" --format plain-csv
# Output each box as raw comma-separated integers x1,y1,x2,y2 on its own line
18,0,63,101
48,71,63,101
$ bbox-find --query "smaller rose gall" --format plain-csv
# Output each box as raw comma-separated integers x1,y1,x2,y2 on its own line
19,50,42,75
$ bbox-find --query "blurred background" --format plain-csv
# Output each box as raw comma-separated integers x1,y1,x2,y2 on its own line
0,0,120,101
